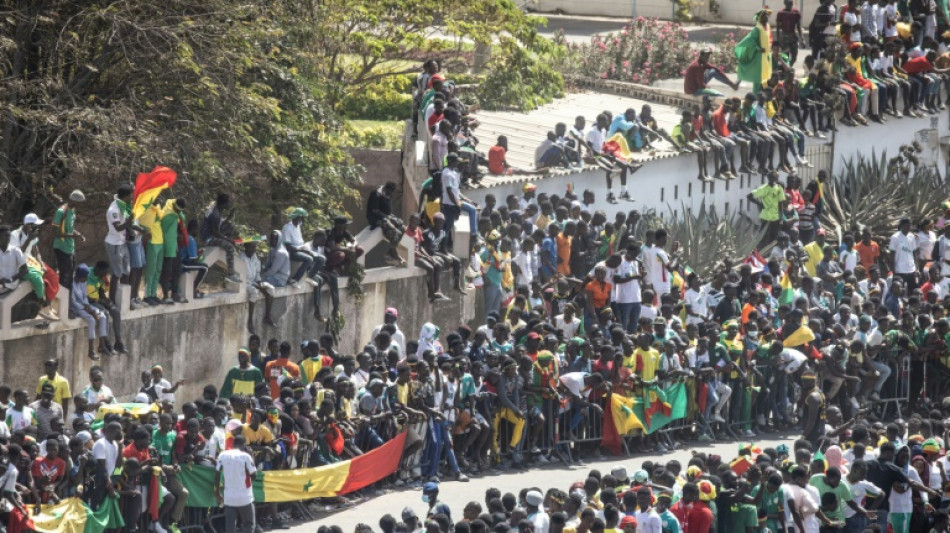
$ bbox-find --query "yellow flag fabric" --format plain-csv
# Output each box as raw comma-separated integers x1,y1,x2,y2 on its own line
610,394,645,435
783,326,815,348
259,460,351,502
605,133,633,159
96,402,159,420
30,498,87,533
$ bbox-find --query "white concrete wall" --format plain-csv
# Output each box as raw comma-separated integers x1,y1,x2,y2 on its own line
533,0,820,26
466,112,949,222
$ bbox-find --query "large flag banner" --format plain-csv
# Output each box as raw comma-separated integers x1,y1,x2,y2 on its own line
633,381,688,434
778,269,796,306
133,166,177,219
178,430,408,506
27,495,125,533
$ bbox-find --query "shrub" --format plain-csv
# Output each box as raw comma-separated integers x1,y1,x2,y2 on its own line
555,17,743,86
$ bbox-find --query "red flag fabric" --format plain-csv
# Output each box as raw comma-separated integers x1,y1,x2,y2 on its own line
600,395,623,456
133,166,177,219
148,471,160,521
42,262,59,301
338,430,408,494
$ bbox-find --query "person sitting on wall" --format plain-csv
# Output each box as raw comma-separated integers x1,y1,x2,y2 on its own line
683,48,740,97
366,181,407,267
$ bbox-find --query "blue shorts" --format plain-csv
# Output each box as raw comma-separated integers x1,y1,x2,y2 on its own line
128,241,145,269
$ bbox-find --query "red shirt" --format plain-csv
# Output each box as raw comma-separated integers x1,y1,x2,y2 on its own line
175,432,206,457
488,145,507,175
684,60,707,94
904,56,934,75
427,112,444,133
711,106,730,137
671,500,713,533
32,456,66,484
122,442,151,463
775,8,801,34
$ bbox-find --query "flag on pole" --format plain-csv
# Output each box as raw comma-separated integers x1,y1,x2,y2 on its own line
133,166,177,219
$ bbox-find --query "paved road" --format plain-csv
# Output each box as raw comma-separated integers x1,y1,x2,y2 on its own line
293,430,798,532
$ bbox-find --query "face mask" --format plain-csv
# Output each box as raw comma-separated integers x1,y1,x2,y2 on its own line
421,494,430,503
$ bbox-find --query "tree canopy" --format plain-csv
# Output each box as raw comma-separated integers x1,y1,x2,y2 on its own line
0,0,559,225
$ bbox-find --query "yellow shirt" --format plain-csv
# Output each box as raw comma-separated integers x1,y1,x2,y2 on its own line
397,383,409,405
635,347,661,382
36,374,71,407
804,241,823,277
137,204,164,244
241,424,274,445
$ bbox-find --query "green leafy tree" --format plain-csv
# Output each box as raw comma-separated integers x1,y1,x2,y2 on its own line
0,0,359,226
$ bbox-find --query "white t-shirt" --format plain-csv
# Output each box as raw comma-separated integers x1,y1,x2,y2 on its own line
82,385,115,407
528,511,549,533
884,5,898,38
890,467,924,513
844,11,861,41
558,372,590,399
889,231,919,274
105,199,128,246
586,128,606,154
786,483,821,533
640,305,658,323
152,379,176,405
441,167,461,206
553,314,581,339
281,221,305,248
613,259,642,304
197,428,227,461
643,246,671,294
513,250,535,287
0,464,18,492
0,245,26,291
216,448,257,507
918,230,936,262
634,508,662,533
5,406,35,432
843,479,883,518
684,287,708,325
779,348,808,374
92,438,119,475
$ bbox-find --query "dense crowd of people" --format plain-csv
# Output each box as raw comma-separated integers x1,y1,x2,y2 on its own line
6,3,950,533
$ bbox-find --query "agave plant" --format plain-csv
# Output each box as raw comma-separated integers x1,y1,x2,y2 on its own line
821,151,948,244
633,199,767,278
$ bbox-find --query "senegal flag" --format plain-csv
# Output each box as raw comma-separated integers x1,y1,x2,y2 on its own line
783,325,815,349
610,394,645,435
133,166,177,219
27,496,124,533
633,382,688,434
96,402,159,420
179,431,408,506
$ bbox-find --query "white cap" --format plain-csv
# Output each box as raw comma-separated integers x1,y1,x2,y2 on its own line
134,393,151,404
525,490,544,507
23,213,43,226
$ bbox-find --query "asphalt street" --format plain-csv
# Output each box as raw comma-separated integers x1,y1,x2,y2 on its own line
297,430,798,532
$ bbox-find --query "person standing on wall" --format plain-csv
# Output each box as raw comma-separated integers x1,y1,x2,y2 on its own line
53,190,86,293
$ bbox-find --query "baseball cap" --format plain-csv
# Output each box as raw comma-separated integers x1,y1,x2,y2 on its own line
385,307,398,318
633,469,649,484
423,481,439,493
402,507,418,520
23,213,43,226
